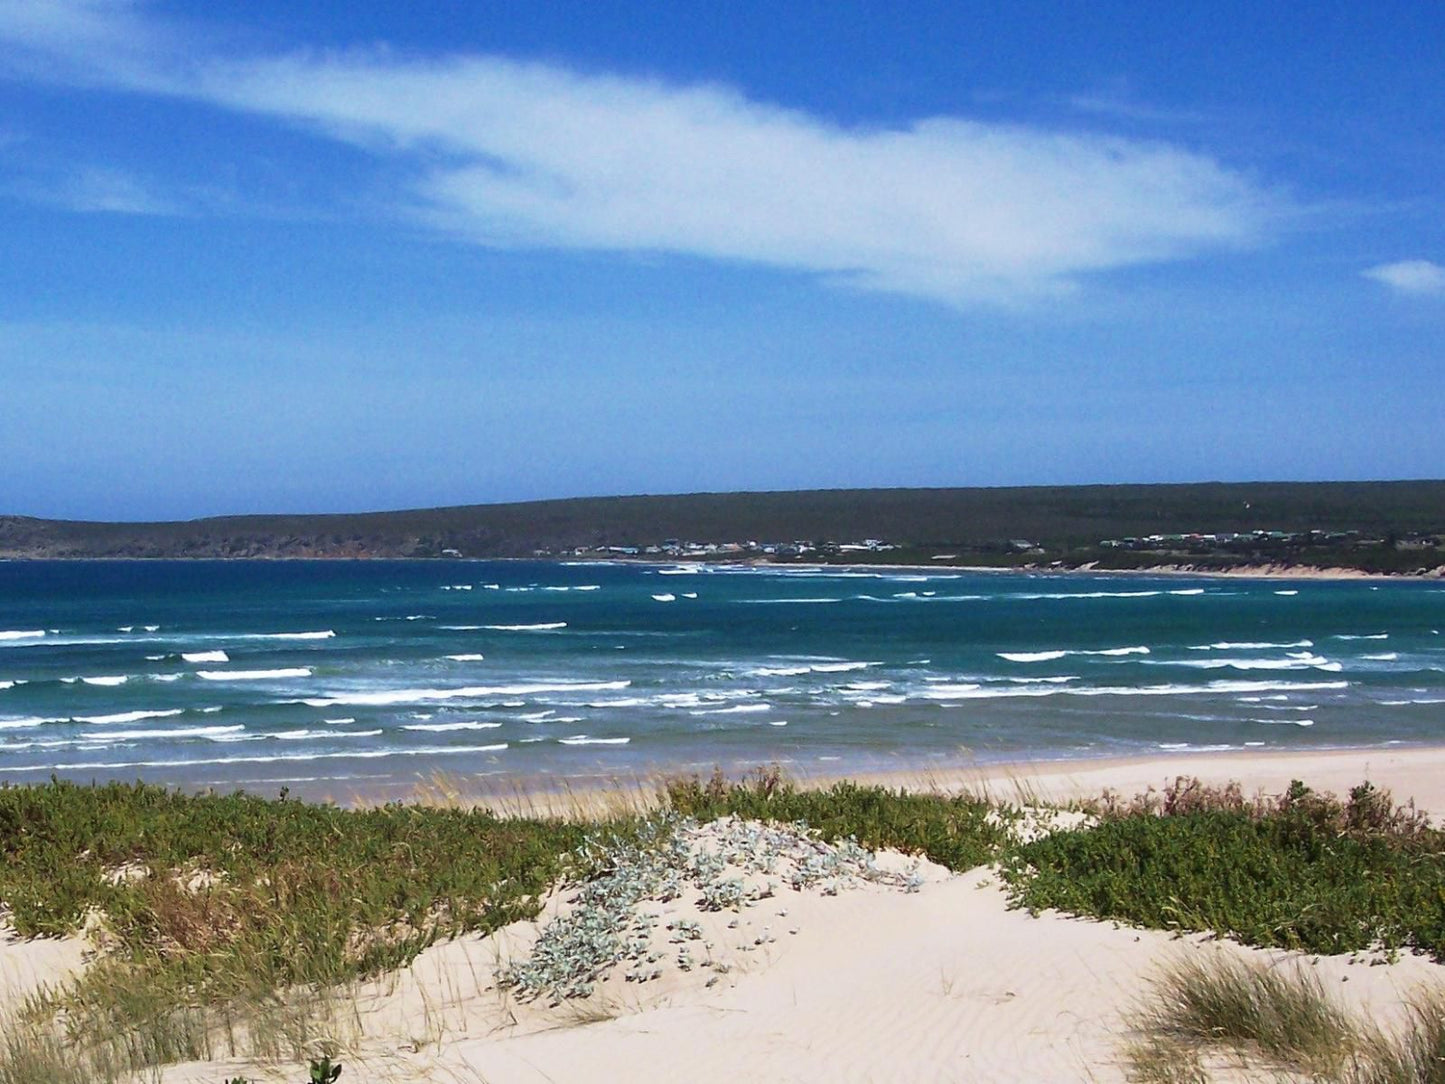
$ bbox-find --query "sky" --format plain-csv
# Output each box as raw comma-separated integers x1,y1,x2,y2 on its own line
0,1,1442,521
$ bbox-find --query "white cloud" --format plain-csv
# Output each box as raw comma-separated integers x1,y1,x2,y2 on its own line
0,1,1281,306
1362,259,1445,297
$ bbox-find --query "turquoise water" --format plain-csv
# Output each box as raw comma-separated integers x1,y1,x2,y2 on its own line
1,560,1442,800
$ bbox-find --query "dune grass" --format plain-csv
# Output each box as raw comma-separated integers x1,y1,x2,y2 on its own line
0,777,599,1078
1126,952,1445,1083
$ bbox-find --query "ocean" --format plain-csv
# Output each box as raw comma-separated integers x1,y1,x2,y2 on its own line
1,560,1441,801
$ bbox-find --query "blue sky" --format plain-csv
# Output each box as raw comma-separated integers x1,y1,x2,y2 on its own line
1,1,1441,521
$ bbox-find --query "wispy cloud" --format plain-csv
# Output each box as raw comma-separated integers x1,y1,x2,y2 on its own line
34,164,179,214
0,1,1282,306
1362,259,1445,297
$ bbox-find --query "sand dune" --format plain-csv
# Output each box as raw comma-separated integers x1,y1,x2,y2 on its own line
9,747,1445,1082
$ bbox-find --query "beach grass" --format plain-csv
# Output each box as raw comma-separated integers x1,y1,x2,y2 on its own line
1125,952,1445,1083
0,777,600,1077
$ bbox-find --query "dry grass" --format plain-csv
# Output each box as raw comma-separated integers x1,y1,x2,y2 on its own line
1126,953,1445,1083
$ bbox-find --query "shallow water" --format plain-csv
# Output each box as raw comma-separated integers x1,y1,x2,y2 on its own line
1,560,1441,800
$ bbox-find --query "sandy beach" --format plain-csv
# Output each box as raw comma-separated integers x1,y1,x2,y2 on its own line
6,744,1445,1082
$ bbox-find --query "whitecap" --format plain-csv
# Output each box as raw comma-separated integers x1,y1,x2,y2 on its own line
197,668,313,681
446,654,487,662
998,650,1069,663
0,630,45,641
305,680,628,708
81,676,128,686
1191,640,1314,651
403,721,503,732
182,650,229,663
652,593,677,602
558,736,630,746
481,622,567,631
240,631,335,640
74,709,186,725
100,725,245,741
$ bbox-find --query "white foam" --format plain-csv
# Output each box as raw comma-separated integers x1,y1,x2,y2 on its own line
306,680,629,707
482,622,568,631
811,661,876,673
681,592,698,599
1169,588,1206,595
274,728,381,740
151,674,182,682
0,630,45,641
182,650,229,663
1191,640,1314,651
100,725,245,741
558,736,630,746
1253,718,1315,727
0,680,21,691
1334,633,1389,641
913,678,1350,702
446,654,487,662
197,668,313,681
74,709,185,725
1360,653,1399,662
689,704,772,715
1275,590,1299,596
998,646,1148,663
324,717,356,725
1017,590,1162,600
402,721,504,732
652,593,677,602
240,631,335,640
441,584,474,590
768,720,789,726
1163,654,1342,672
81,676,128,686
0,718,47,730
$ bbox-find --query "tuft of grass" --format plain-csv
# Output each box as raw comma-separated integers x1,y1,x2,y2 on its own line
1356,990,1445,1084
1126,954,1445,1084
1127,953,1362,1080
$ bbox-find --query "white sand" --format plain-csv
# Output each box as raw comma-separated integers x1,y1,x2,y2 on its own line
9,747,1445,1082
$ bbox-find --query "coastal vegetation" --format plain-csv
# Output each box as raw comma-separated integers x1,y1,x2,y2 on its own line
3,480,1442,574
2,770,1444,1080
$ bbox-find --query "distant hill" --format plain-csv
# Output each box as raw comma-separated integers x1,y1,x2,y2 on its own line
3,481,1444,571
